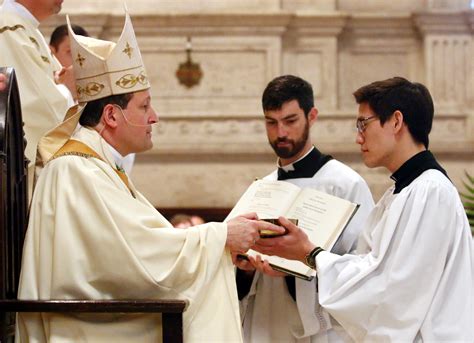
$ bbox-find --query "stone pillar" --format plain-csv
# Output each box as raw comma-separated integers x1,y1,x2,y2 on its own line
427,0,472,10
415,11,474,111
338,14,420,110
282,13,347,111
414,8,474,193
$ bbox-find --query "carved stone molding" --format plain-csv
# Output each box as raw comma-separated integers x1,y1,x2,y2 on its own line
42,14,108,38
37,5,473,208
104,13,293,37
344,14,419,53
424,35,473,108
469,10,474,32
287,13,347,36
414,10,473,34
146,112,473,157
426,0,472,11
283,14,347,110
414,11,474,109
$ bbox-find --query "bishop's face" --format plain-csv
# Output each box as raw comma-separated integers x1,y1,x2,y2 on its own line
264,99,316,165
114,90,158,156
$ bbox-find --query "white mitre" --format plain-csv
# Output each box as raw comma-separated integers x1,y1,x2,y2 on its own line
37,11,151,164
67,11,150,103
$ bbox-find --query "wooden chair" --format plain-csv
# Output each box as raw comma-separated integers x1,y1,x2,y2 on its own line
0,67,188,343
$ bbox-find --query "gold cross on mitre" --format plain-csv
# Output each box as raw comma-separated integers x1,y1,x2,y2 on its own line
122,42,133,59
66,3,150,103
76,53,86,67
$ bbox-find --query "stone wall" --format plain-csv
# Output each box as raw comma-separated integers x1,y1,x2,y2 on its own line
39,0,474,209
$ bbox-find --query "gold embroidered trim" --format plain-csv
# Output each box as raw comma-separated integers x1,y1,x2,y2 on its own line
75,66,143,81
52,140,136,198
76,53,86,67
77,82,105,97
115,71,148,89
41,56,50,63
51,151,93,160
29,36,39,48
0,24,25,34
122,42,134,59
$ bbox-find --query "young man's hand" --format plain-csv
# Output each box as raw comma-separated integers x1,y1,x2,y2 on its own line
253,216,315,263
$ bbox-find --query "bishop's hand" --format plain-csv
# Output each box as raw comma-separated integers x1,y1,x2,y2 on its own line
226,213,285,253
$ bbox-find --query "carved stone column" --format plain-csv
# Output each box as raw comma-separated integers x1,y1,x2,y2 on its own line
415,10,474,110
412,9,474,198
283,13,347,111
338,14,420,109
37,3,474,208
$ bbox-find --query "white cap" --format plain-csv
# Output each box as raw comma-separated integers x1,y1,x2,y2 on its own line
67,11,150,103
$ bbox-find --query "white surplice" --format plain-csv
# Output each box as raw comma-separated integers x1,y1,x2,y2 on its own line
17,127,242,342
241,159,375,342
0,0,72,195
316,170,474,341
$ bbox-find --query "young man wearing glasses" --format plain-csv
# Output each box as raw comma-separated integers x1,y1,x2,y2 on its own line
235,75,375,342
254,77,474,341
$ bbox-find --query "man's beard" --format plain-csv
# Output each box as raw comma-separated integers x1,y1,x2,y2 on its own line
269,121,309,159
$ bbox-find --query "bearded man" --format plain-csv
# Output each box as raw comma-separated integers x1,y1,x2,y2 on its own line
235,75,375,342
250,77,473,341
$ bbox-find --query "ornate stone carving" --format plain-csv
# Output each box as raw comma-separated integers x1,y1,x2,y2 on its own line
39,3,474,207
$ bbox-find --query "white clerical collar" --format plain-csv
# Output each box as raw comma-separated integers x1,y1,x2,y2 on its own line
106,143,127,172
2,0,39,27
278,146,315,172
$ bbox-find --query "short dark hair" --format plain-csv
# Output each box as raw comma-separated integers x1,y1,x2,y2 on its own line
353,77,434,148
49,24,89,49
262,75,314,116
79,93,133,127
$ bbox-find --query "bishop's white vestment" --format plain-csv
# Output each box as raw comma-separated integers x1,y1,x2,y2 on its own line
17,127,243,342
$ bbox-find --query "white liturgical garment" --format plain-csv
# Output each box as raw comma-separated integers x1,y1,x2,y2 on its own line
241,156,375,342
17,127,243,342
316,170,474,341
0,0,73,196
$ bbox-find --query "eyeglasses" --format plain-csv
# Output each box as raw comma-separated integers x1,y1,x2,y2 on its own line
356,115,378,133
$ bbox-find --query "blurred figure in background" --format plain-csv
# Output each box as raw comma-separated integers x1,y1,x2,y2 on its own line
0,73,6,91
0,0,76,198
190,215,205,225
49,23,89,67
170,213,193,228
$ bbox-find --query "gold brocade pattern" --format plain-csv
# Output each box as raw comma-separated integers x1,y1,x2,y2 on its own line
115,71,148,89
76,53,86,67
29,36,39,48
77,82,105,97
41,56,50,64
122,42,134,58
52,139,136,198
0,24,25,34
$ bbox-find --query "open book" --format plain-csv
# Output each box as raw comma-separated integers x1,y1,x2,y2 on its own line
226,179,359,281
